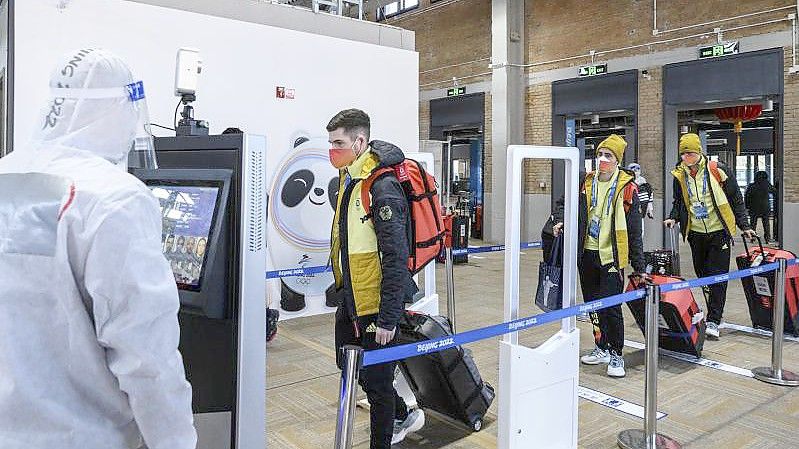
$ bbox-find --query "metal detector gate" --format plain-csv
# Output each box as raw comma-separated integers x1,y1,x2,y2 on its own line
499,145,581,449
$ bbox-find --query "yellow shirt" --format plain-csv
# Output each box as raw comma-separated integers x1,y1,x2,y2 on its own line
585,169,618,254
684,160,724,234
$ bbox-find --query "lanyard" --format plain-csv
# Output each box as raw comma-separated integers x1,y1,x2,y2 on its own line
591,172,619,218
684,165,708,202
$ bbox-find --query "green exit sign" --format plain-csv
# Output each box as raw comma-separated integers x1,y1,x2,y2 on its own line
578,64,608,77
699,41,739,59
447,87,466,97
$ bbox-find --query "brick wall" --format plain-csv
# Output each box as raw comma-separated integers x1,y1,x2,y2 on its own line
419,100,430,140
783,47,799,203
524,83,553,194
395,0,798,205
385,0,491,88
637,66,664,198
525,0,788,71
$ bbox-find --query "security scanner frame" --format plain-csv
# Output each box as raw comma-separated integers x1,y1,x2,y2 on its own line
134,133,267,449
498,145,580,449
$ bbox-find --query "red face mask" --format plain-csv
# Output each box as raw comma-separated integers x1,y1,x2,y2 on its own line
597,156,616,173
329,148,355,169
329,140,360,169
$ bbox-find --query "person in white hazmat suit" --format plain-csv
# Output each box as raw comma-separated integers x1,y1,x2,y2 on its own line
0,49,196,449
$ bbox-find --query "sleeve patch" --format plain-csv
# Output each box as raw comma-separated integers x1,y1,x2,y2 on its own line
378,205,394,221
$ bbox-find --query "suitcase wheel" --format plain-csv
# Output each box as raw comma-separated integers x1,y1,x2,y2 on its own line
472,418,483,432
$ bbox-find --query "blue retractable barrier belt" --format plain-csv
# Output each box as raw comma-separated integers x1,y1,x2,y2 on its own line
362,259,797,367
266,265,332,279
268,241,543,278
659,262,779,293
451,241,541,257
362,289,646,367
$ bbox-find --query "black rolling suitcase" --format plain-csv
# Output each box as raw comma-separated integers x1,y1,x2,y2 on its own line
396,311,494,432
735,236,799,336
645,227,680,276
452,215,470,264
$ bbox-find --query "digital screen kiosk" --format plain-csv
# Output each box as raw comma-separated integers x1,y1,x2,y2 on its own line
136,170,232,319
133,133,267,449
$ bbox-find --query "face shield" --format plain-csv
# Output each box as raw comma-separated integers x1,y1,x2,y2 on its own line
35,48,157,169
45,81,157,169
125,81,158,170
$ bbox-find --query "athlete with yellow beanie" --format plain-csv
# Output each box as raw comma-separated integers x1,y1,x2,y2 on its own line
664,133,754,340
576,134,646,378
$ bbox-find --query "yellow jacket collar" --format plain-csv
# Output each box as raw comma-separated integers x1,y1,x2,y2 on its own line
346,146,379,180
674,154,706,177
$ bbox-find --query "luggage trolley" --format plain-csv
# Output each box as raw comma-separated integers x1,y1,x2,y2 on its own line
499,146,581,449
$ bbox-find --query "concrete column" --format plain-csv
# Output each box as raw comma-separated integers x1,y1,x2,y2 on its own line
485,0,524,243
663,104,678,251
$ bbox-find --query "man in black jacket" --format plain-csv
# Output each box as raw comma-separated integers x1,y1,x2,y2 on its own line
745,171,776,242
328,109,424,448
664,133,755,340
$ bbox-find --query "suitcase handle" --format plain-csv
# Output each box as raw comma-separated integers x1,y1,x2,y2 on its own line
668,225,679,257
627,274,653,289
742,234,764,260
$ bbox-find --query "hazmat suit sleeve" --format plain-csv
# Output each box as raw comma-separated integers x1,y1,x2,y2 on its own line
80,189,197,449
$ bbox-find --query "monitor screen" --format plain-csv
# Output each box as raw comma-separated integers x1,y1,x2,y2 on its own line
148,183,222,291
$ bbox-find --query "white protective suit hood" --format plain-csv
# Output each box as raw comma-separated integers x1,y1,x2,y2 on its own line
35,48,156,168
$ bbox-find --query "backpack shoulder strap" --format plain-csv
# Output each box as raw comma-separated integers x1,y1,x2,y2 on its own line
622,182,638,213
361,167,395,218
708,161,724,184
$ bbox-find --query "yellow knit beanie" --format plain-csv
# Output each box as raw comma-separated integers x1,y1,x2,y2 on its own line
597,134,627,162
679,133,703,154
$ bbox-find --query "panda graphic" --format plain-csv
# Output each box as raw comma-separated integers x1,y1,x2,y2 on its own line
268,136,344,313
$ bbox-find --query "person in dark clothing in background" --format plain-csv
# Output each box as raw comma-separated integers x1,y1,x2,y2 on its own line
745,171,776,242
543,173,586,262
664,133,755,340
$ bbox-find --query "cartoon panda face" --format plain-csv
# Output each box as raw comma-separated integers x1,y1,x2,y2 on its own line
281,168,339,211
269,138,340,250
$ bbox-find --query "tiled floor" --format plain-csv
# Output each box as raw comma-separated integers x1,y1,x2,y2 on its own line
266,239,799,448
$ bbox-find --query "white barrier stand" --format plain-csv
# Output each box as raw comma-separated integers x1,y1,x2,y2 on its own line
498,146,580,449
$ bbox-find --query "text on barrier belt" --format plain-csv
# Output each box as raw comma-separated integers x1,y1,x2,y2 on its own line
361,259,795,367
266,241,543,279
362,289,646,366
451,241,542,257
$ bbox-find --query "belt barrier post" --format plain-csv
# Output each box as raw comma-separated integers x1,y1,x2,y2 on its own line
618,283,682,449
334,345,363,449
753,258,799,386
445,246,457,333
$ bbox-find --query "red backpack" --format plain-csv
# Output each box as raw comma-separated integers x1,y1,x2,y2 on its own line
361,159,445,275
